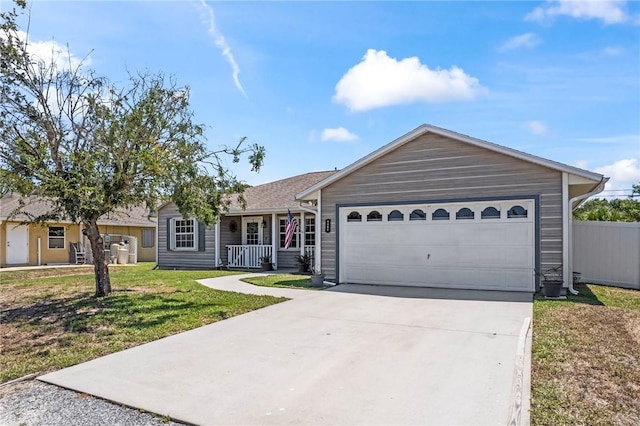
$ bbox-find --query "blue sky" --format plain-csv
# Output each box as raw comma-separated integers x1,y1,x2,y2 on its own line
10,0,640,197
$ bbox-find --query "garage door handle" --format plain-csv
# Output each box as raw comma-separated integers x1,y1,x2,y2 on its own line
427,253,430,260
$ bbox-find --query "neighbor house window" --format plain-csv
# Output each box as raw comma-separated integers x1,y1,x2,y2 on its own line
173,219,196,250
304,218,315,247
48,226,65,249
279,217,298,249
142,228,154,248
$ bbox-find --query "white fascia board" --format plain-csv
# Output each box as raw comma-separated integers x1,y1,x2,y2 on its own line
296,123,605,199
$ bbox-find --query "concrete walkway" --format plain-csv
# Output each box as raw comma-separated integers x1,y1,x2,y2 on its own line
40,274,532,426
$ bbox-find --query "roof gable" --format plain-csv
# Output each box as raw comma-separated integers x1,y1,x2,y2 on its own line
227,171,337,212
296,124,605,200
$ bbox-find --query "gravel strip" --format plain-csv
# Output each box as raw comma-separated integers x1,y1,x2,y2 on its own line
0,380,185,426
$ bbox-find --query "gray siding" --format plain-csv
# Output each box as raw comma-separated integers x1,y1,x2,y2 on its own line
219,216,242,265
157,203,217,269
320,133,563,281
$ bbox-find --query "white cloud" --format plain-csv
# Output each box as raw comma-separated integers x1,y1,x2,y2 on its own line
525,120,548,135
333,49,484,111
7,30,90,72
498,33,541,52
525,0,630,25
197,0,246,97
602,46,625,56
595,158,640,195
321,127,359,143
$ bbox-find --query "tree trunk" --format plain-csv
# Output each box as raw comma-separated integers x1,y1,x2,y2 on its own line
84,218,111,297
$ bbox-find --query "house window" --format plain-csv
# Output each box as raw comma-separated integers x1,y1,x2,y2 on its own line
279,218,298,248
48,226,65,249
410,209,426,220
347,211,362,222
142,229,154,248
481,207,500,219
508,205,528,218
388,210,404,221
305,218,315,247
456,208,475,220
432,208,450,220
173,219,196,250
367,211,382,221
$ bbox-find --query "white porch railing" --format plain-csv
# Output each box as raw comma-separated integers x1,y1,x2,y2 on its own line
227,245,273,268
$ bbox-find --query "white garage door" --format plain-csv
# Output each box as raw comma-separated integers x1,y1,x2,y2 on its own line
339,199,535,292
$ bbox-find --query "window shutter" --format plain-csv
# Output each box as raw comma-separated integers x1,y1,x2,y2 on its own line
166,218,172,251
198,221,206,252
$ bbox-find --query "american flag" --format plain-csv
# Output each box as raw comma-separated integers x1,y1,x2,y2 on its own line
284,209,297,249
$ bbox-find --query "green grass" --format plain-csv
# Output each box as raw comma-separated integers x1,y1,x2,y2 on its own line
241,274,330,290
531,283,640,425
0,263,287,383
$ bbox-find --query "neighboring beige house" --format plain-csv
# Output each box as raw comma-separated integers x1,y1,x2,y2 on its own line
157,124,607,295
0,195,157,267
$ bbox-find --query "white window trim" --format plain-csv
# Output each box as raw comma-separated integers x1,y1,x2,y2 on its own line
278,215,299,250
48,226,66,250
171,218,198,251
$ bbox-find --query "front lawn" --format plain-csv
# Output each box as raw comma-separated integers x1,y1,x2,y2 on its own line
0,264,287,383
241,273,330,290
531,283,640,425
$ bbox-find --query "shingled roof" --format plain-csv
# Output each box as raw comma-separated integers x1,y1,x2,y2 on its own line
0,195,156,227
227,170,338,213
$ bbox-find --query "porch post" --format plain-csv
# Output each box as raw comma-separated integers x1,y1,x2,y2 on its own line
271,213,277,270
300,211,305,255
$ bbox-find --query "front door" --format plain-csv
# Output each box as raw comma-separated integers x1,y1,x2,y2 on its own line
242,217,264,245
6,224,29,265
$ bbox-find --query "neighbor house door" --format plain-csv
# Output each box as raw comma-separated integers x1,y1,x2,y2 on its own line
6,224,29,265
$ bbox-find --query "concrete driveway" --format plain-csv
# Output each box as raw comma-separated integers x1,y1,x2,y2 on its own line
39,274,532,426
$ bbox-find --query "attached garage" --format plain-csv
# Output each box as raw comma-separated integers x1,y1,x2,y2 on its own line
338,199,536,292
296,124,607,294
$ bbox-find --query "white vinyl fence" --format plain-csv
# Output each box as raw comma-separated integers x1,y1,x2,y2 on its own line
573,221,640,290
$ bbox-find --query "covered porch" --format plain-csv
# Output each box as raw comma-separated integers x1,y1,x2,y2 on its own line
221,211,318,270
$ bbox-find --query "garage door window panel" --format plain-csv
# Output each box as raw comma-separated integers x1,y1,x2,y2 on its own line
347,211,362,222
456,208,475,220
481,207,501,219
367,211,382,222
410,209,426,221
387,210,404,221
432,208,450,220
507,205,528,218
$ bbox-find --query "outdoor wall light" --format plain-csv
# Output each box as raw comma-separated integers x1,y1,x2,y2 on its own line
325,219,331,233
261,220,267,228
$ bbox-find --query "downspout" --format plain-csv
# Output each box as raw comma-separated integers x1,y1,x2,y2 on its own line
567,177,607,295
299,202,319,272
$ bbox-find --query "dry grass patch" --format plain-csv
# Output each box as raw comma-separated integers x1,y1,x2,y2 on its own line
0,264,286,383
531,284,640,425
